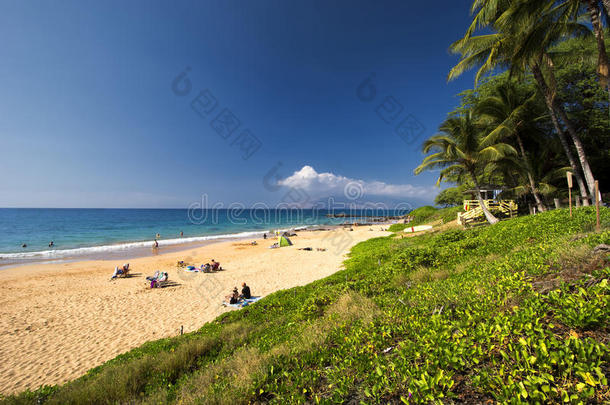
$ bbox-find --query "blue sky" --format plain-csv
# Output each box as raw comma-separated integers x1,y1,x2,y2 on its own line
0,0,476,208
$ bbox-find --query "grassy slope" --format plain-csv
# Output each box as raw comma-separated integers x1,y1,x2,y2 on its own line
3,207,610,404
388,206,462,232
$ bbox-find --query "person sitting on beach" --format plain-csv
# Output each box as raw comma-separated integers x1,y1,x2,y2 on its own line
240,282,251,299
226,287,239,304
111,263,130,279
146,270,161,281
210,260,220,271
202,263,211,273
155,272,168,287
149,272,168,288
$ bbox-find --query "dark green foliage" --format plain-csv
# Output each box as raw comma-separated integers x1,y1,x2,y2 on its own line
435,187,464,207
3,208,610,404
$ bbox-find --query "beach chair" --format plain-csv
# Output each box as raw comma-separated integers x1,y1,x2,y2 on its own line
151,272,169,288
146,271,169,288
117,264,130,278
111,264,130,279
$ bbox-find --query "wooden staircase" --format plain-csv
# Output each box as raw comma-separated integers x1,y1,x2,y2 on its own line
457,199,518,225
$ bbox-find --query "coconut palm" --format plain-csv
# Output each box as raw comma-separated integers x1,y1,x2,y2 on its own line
582,0,610,95
449,0,595,204
506,0,609,99
505,4,598,200
415,111,517,224
475,80,548,211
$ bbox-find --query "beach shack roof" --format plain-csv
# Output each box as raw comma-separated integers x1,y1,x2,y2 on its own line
463,185,506,199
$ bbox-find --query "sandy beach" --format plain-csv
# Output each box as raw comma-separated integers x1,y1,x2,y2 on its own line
0,226,390,394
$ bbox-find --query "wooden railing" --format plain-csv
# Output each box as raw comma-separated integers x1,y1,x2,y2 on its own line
458,199,518,225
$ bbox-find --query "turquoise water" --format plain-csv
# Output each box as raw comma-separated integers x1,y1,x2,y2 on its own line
0,208,404,264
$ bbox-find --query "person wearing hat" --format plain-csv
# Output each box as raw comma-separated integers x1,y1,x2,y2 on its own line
226,287,239,304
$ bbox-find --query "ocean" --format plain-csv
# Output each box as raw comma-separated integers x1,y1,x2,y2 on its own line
0,208,405,266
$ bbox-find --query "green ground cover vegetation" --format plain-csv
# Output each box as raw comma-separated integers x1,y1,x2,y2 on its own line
4,207,609,404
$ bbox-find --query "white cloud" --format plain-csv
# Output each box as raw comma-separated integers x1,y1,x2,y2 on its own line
278,165,434,199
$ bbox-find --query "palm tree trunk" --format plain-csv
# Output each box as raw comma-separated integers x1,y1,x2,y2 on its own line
515,133,546,212
469,171,499,224
552,102,597,199
541,55,597,199
531,63,590,205
584,0,610,88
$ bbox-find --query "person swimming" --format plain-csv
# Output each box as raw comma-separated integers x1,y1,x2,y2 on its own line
21,243,27,248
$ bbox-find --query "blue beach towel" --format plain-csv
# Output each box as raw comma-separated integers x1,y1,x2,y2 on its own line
224,296,262,308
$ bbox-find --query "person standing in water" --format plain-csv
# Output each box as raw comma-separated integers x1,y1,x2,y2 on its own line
152,239,159,249
48,241,54,248
180,231,183,237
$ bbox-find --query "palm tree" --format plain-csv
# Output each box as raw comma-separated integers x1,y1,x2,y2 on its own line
582,0,610,97
506,0,605,198
475,81,548,211
485,142,568,209
508,0,609,100
449,0,595,204
415,112,517,224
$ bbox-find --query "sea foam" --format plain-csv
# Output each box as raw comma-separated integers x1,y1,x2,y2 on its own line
0,229,276,260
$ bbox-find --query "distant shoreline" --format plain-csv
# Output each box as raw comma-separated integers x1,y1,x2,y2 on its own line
0,223,371,270
0,208,406,269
